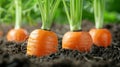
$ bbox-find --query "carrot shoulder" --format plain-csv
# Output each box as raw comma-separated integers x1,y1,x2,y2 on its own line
27,29,58,57
89,28,112,47
62,31,93,52
7,28,28,42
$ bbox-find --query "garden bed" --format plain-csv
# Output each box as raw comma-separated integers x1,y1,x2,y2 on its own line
0,21,120,67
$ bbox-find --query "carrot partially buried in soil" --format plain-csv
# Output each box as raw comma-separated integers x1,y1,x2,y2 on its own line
7,28,28,42
7,0,28,42
62,31,93,52
89,28,112,47
62,0,93,52
27,0,60,57
89,0,112,47
27,29,58,57
0,31,3,37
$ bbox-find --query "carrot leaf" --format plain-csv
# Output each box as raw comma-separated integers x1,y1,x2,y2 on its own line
37,0,60,30
15,0,22,29
94,0,104,29
62,0,83,31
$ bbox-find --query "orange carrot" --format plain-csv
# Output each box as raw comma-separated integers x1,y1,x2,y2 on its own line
62,0,93,52
27,29,58,57
26,0,60,57
7,0,28,43
89,0,112,47
62,31,93,52
89,28,112,47
0,31,3,37
7,28,28,42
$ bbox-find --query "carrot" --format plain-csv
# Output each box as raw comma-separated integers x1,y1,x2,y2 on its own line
27,29,58,57
0,30,3,37
62,0,93,52
89,0,112,47
7,28,28,42
6,0,28,42
62,31,93,52
27,0,60,57
89,28,112,47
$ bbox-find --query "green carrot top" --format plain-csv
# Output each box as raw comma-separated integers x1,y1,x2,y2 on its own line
15,0,22,29
62,0,83,31
37,0,60,30
94,0,104,29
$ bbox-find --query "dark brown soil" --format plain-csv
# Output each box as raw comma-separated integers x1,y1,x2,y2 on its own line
0,21,120,67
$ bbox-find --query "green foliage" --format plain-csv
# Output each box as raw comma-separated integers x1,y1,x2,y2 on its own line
0,0,39,24
62,0,83,31
83,0,120,23
37,0,60,30
0,0,120,24
0,0,14,23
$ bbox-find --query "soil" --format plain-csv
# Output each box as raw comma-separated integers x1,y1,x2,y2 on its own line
0,20,120,67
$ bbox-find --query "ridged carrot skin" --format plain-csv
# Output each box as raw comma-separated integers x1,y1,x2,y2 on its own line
7,28,28,42
27,29,58,57
89,28,112,47
62,31,93,52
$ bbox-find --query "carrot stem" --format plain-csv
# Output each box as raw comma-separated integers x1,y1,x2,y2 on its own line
62,0,83,31
15,0,22,29
37,0,60,30
94,0,104,29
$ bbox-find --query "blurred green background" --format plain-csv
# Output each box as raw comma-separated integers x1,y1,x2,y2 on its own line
0,0,120,25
